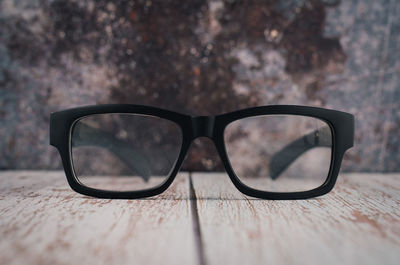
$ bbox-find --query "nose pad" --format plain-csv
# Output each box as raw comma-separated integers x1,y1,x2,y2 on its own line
181,137,224,172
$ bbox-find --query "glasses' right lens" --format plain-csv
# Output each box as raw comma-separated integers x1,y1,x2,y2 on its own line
224,115,332,193
71,113,182,192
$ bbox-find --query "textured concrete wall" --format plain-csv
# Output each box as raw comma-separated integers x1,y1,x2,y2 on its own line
1,0,399,171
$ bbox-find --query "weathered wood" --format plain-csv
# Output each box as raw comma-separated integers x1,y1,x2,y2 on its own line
191,173,400,265
0,171,197,265
1,171,399,265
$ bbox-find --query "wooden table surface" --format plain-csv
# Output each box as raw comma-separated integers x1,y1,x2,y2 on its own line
0,171,399,265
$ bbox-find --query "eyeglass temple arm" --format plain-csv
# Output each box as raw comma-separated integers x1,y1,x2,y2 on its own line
269,126,332,180
71,123,152,181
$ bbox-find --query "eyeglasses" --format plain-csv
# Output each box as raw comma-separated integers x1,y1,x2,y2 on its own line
50,105,354,200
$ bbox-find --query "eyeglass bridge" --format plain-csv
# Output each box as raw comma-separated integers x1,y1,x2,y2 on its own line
191,116,215,139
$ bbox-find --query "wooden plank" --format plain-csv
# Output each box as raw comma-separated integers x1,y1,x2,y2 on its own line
0,171,197,265
191,173,400,265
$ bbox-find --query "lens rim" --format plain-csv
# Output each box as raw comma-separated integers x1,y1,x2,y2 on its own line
213,105,353,199
50,105,193,199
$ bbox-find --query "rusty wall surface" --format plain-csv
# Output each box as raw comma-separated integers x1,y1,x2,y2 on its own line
1,0,399,172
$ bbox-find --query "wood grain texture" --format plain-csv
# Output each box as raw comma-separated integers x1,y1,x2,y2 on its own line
190,173,400,265
0,171,196,265
0,171,399,265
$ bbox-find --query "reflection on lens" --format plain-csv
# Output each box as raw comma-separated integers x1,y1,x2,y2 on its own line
71,114,182,192
224,115,332,192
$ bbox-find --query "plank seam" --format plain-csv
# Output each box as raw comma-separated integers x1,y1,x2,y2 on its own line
189,172,207,265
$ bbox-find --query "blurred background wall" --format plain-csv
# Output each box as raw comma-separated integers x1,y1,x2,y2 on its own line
1,0,399,172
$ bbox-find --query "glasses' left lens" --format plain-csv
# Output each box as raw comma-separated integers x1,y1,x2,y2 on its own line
224,115,332,193
71,113,182,192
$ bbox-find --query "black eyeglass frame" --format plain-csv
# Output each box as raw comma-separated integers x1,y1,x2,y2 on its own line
50,104,354,200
